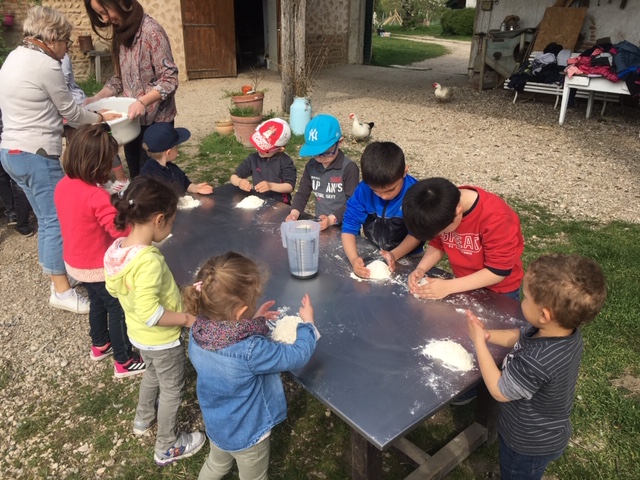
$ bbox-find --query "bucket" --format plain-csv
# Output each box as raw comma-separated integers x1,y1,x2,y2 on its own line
280,220,320,279
289,96,311,135
84,97,141,145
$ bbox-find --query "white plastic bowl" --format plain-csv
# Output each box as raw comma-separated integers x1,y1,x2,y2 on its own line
85,97,141,145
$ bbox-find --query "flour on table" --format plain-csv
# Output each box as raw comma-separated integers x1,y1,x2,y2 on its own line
421,340,474,372
366,260,391,279
236,195,265,209
177,195,201,209
271,315,302,344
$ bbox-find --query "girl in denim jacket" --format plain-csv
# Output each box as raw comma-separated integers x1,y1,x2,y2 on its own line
184,252,319,480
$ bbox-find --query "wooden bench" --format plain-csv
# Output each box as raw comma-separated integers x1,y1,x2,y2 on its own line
504,53,621,115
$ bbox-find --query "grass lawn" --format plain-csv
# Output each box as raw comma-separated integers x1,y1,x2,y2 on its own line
382,24,473,42
371,34,448,67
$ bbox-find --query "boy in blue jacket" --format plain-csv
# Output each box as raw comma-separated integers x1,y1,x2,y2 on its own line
341,141,422,278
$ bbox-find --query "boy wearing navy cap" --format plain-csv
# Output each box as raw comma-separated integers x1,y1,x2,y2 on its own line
140,122,213,196
286,114,360,231
230,118,296,204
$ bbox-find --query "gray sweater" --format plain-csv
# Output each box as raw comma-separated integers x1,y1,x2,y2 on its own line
0,46,99,156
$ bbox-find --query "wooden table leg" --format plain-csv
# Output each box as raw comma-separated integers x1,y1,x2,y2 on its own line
475,382,499,443
351,429,382,480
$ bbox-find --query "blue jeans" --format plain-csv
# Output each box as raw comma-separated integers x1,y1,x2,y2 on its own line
499,435,564,480
503,288,521,301
84,282,132,364
0,149,65,274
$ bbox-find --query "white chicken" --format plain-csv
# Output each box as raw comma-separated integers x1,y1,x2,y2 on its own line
432,82,454,103
349,113,375,141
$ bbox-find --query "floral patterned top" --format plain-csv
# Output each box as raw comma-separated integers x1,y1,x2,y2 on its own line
105,14,178,126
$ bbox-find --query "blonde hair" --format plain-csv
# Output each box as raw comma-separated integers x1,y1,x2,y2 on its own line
23,6,73,44
183,252,267,321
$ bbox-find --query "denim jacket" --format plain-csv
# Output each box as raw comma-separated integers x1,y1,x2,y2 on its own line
188,323,318,452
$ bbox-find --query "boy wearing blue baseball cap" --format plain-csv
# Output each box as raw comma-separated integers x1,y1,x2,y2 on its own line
140,122,213,196
286,114,360,231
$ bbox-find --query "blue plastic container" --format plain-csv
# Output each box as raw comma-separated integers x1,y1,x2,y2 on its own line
289,96,311,135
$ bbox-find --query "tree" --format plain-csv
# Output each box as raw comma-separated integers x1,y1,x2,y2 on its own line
280,0,307,113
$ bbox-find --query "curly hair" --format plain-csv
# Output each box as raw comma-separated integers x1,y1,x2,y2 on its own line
182,252,268,322
526,254,607,329
23,6,72,44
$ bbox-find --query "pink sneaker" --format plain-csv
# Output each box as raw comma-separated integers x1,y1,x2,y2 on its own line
90,342,113,361
114,353,146,378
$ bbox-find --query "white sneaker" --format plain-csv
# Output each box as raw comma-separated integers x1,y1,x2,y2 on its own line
49,288,90,314
154,431,206,466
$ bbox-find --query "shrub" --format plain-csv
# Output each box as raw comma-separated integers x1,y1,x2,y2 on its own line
440,8,475,36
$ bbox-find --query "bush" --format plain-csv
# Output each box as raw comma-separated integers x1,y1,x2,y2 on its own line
440,8,475,36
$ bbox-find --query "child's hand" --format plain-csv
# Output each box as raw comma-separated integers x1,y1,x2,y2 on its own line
285,210,300,222
254,181,271,194
254,300,279,321
299,293,314,324
238,179,253,192
195,182,213,195
317,215,332,231
351,257,370,279
411,277,452,300
466,310,489,345
379,250,396,272
407,267,427,291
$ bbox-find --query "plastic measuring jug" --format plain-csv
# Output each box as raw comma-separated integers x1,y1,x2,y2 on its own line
280,220,320,279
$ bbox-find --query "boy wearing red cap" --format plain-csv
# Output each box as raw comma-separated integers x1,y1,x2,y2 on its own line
230,118,296,204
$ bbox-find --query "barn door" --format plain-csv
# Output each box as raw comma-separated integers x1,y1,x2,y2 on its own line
181,0,236,79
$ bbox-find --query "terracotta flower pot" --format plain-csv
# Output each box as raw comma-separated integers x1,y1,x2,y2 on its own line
230,114,263,147
78,35,94,53
215,120,234,136
3,13,15,27
231,92,264,116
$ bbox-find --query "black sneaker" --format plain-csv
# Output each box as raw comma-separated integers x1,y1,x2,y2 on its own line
15,225,35,237
114,353,146,378
451,387,477,406
6,212,17,226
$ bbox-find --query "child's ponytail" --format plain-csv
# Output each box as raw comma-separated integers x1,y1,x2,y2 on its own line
111,176,178,230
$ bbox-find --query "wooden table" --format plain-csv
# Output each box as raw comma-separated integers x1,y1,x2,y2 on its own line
161,185,526,479
558,74,630,125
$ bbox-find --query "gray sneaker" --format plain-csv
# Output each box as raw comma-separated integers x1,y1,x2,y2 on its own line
154,431,206,466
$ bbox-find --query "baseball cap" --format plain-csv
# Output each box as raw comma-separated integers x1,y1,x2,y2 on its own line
250,118,291,154
299,114,342,157
143,122,191,153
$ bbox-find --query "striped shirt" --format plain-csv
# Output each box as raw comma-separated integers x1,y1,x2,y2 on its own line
498,325,583,455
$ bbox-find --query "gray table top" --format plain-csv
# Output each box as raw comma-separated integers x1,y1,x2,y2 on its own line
161,184,526,450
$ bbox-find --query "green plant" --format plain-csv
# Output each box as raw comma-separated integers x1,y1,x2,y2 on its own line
371,35,447,67
229,106,262,117
440,8,475,36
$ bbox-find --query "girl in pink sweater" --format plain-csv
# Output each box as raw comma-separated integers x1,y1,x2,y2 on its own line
54,124,145,378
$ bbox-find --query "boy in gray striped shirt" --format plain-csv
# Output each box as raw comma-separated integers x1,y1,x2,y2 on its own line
467,254,607,480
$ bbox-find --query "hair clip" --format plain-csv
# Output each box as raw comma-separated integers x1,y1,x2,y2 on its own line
128,199,134,205
118,190,125,198
193,281,203,292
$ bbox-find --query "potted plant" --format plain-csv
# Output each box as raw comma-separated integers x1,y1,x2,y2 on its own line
3,12,15,27
228,68,266,116
229,106,262,147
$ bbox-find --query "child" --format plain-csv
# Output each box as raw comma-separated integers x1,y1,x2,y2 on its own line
230,118,296,204
140,122,213,196
341,141,422,278
61,53,129,193
104,176,205,465
403,177,524,301
54,124,144,378
467,254,607,480
184,252,319,480
285,114,360,231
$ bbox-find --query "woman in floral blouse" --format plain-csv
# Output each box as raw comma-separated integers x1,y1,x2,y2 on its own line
84,0,179,178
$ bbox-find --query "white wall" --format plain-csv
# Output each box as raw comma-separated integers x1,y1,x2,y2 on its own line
469,0,640,78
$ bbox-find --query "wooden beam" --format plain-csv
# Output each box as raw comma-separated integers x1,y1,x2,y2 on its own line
404,423,487,480
351,430,382,480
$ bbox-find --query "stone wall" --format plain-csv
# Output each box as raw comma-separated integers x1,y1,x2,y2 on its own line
306,1,350,66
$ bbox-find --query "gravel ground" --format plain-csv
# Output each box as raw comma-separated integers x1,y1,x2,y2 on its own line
1,37,639,478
